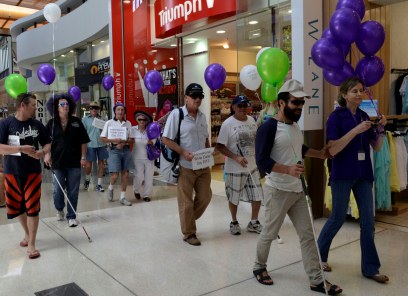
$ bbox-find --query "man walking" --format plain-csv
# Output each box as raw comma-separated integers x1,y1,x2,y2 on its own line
162,83,212,246
216,95,263,235
100,102,134,206
252,80,342,295
82,101,109,192
0,93,51,259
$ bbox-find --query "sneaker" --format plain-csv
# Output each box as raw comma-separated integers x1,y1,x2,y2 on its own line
68,219,78,227
84,180,90,190
230,221,241,235
183,234,201,246
120,197,132,206
107,188,113,201
95,184,105,192
247,220,263,234
56,210,65,221
134,192,141,200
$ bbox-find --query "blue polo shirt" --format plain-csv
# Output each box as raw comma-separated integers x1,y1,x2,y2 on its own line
326,107,375,182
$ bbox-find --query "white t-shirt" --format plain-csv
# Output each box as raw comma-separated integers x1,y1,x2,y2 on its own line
130,126,149,160
265,121,303,192
217,116,257,173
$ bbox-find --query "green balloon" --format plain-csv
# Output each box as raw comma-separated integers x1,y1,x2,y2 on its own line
257,48,289,85
261,80,284,103
5,74,27,99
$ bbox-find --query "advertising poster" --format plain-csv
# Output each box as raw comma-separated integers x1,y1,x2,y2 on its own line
157,67,178,121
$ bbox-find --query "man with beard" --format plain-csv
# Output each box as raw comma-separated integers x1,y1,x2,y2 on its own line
252,80,342,295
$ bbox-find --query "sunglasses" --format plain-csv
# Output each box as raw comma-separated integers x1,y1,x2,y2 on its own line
237,103,250,108
137,118,148,122
289,99,305,106
190,94,204,100
89,107,100,110
59,102,69,107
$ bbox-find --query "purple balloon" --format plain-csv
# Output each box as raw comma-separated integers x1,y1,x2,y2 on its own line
323,62,355,86
311,38,344,70
204,63,226,90
146,144,161,160
146,122,161,140
322,29,350,57
68,86,81,103
355,56,385,87
37,63,56,85
356,21,385,56
330,8,361,45
102,75,114,91
336,0,366,20
144,70,163,94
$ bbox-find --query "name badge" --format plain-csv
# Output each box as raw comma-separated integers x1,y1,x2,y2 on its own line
358,151,365,161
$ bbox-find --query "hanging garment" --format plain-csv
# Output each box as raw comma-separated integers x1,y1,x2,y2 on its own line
394,135,408,190
373,137,392,210
386,131,401,192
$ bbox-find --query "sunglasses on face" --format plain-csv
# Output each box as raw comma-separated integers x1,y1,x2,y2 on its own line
190,94,204,100
59,102,69,107
89,107,99,110
237,103,250,108
289,99,305,106
137,118,147,122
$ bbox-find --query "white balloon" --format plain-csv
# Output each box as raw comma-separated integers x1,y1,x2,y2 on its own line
256,47,271,63
43,3,61,24
240,64,261,91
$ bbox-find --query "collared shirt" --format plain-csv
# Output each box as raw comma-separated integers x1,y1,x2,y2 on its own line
46,116,90,169
163,105,209,169
82,115,105,148
130,126,148,159
326,107,375,182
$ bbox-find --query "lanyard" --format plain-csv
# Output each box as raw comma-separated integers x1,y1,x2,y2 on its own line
349,109,363,151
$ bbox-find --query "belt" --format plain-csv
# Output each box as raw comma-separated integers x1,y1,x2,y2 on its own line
110,144,130,150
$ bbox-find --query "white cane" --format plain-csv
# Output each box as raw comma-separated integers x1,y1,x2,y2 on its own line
237,144,283,243
298,162,328,295
52,170,92,243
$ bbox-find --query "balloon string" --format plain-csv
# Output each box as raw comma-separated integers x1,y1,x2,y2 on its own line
254,91,263,104
52,22,56,143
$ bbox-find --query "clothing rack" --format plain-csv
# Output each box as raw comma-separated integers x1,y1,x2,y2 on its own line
391,68,408,74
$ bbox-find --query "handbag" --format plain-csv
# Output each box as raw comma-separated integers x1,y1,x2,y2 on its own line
146,143,161,160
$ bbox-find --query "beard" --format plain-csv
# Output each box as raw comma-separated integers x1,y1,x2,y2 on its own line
284,105,302,122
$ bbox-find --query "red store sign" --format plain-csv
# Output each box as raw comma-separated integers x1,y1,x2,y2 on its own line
154,0,236,38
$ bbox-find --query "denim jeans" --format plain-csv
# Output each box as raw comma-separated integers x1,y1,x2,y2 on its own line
53,168,81,219
317,179,381,276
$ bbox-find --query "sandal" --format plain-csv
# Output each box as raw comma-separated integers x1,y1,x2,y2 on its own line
27,250,40,259
253,268,273,285
322,262,332,272
310,281,342,295
19,240,28,247
365,274,389,284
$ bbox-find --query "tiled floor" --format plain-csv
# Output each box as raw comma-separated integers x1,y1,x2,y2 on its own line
0,174,407,296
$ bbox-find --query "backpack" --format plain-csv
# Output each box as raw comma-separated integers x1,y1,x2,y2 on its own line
160,108,184,183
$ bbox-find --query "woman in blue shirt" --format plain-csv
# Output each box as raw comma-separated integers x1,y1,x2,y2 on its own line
318,77,389,284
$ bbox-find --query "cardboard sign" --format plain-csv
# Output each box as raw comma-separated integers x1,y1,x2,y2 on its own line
92,117,106,130
8,135,21,156
108,127,127,140
192,147,214,170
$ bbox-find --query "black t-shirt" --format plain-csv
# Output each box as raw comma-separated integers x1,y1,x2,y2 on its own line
0,116,51,175
46,116,90,169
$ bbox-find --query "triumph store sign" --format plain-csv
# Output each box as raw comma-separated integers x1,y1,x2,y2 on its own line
154,0,236,38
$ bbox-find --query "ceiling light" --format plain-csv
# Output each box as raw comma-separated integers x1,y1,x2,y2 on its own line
170,57,174,60
61,55,66,57
288,10,292,13
123,0,131,3
100,40,105,43
222,43,229,49
249,29,262,40
216,30,226,34
248,20,258,25
170,44,177,47
70,50,74,53
92,44,95,47
151,49,158,53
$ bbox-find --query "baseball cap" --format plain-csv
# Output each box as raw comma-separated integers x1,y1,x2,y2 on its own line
185,83,204,97
278,79,311,98
232,95,250,105
89,101,100,108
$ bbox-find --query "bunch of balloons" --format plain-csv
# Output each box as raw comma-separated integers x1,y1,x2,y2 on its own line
311,0,385,87
239,47,289,103
204,63,227,90
146,122,161,140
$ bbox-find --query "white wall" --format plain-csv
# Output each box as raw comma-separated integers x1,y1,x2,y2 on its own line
390,2,408,69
